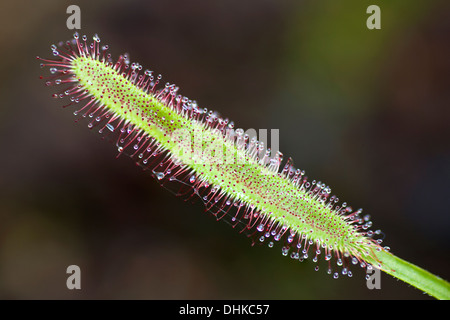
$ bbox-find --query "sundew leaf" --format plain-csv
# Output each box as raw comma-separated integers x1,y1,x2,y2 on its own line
37,33,450,299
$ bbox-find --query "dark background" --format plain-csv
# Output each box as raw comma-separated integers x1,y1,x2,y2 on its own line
0,0,449,299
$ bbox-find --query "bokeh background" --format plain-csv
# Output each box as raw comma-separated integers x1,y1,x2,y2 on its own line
0,0,449,299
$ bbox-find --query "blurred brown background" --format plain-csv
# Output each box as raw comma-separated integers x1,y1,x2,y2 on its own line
0,0,449,299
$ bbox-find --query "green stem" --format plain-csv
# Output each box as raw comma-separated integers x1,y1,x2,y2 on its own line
368,250,450,300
